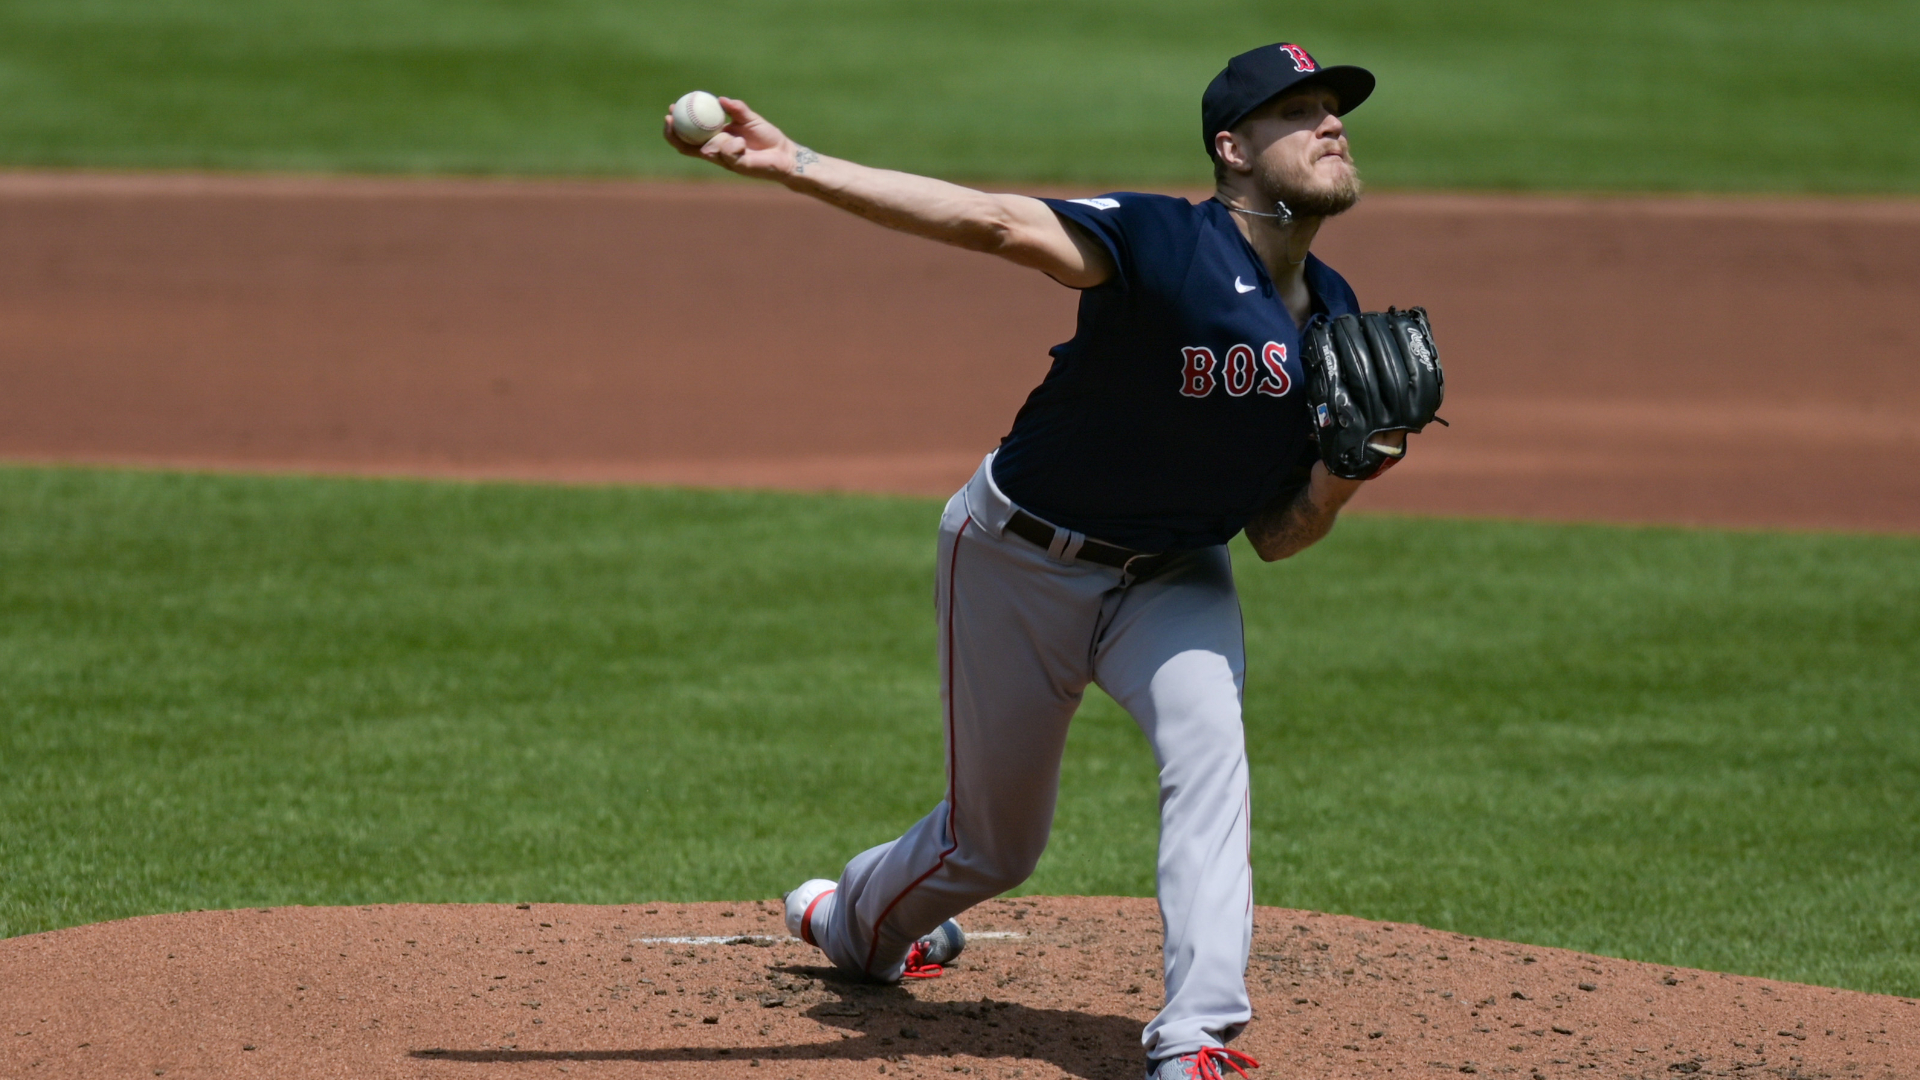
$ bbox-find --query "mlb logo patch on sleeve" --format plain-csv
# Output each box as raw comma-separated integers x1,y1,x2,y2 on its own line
1068,197,1121,210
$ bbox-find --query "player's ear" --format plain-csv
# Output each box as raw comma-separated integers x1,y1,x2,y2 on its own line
1213,130,1253,174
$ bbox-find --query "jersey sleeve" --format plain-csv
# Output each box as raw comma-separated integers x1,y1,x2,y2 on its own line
1038,192,1190,294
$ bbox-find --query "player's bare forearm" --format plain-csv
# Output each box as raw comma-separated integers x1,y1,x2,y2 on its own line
663,97,1111,288
782,152,1029,253
775,150,1109,287
1244,464,1364,562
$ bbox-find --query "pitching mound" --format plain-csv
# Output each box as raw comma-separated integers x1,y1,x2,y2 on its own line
3,899,1914,1080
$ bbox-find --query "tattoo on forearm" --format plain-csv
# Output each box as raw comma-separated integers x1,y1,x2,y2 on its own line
794,145,820,174
1246,489,1331,559
1247,510,1304,555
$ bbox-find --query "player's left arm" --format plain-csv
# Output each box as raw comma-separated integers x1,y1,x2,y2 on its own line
1244,432,1404,561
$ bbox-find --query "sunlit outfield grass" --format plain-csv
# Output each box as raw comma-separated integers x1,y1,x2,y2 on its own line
2,466,1916,998
0,1,1914,191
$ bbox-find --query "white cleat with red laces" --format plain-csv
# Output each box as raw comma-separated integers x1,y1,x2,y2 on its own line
1146,1047,1260,1080
783,878,965,980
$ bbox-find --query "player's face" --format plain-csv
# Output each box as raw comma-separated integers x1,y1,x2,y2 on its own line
1237,87,1361,218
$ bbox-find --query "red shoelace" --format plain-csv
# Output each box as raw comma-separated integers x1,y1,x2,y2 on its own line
900,940,944,979
1178,1047,1260,1080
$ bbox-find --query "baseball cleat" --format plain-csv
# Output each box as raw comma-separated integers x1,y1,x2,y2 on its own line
1146,1047,1260,1080
917,918,965,965
901,918,966,978
784,878,837,946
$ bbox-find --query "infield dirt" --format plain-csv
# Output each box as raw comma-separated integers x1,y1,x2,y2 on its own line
1,174,1917,532
4,898,1916,1080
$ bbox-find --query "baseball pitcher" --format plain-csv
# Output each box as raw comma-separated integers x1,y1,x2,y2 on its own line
666,42,1441,1080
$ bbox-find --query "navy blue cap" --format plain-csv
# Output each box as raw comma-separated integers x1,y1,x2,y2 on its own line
1202,43,1375,159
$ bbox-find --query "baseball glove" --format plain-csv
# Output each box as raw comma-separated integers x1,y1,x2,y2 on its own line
1303,307,1447,480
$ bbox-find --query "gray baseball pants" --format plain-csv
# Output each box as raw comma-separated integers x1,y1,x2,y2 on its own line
815,451,1254,1059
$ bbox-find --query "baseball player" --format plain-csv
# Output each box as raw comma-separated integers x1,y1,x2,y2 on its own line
667,43,1405,1080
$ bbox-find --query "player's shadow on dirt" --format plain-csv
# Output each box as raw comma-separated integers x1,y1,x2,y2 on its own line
412,963,1145,1079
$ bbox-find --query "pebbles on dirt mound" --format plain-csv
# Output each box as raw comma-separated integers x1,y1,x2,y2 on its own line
2,897,1914,1079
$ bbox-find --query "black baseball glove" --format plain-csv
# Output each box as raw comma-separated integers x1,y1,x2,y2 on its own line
1303,307,1447,480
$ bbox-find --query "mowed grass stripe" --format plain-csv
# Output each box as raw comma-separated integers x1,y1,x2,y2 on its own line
0,466,1915,997
0,0,1914,192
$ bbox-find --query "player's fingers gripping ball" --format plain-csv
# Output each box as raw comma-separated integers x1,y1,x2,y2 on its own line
670,91,729,145
1305,307,1447,480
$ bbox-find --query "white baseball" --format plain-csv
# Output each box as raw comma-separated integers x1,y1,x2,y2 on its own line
670,91,728,145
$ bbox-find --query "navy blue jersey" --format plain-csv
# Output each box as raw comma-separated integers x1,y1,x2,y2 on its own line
991,193,1361,552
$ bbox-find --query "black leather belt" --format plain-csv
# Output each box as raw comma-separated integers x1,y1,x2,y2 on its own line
1005,509,1175,578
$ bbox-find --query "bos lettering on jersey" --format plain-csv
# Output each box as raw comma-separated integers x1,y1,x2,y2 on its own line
1179,342,1292,399
997,192,1361,552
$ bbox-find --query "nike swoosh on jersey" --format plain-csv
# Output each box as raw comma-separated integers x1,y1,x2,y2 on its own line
1233,276,1257,294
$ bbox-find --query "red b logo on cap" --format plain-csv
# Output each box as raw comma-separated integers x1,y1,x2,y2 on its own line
1278,44,1316,72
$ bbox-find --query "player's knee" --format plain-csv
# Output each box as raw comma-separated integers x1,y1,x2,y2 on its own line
987,852,1045,891
959,843,1044,893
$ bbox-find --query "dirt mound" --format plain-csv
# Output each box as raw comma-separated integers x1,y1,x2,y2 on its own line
3,898,1913,1079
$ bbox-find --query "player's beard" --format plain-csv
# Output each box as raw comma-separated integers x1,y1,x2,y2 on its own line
1255,151,1362,219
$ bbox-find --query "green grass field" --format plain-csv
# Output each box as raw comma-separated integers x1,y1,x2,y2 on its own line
0,0,1916,191
3,466,1916,997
